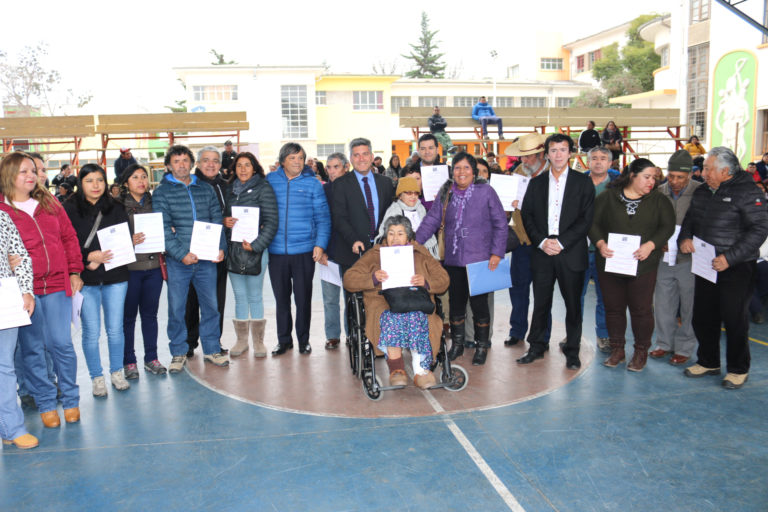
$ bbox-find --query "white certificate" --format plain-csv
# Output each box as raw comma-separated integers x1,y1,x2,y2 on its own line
190,221,223,261
71,291,83,331
490,174,518,212
97,222,136,271
403,210,422,232
514,174,531,208
230,206,260,243
691,236,718,283
420,165,449,202
604,233,641,276
318,260,342,287
663,225,682,266
133,213,165,254
0,277,32,329
380,245,415,290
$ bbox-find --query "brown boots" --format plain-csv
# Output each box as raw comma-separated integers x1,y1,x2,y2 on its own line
231,319,250,356
231,319,267,357
627,349,649,372
250,319,267,358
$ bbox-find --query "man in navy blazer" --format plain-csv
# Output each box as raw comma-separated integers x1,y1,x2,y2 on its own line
519,134,595,369
332,138,395,271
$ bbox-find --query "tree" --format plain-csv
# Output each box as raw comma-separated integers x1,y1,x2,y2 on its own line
165,79,188,113
402,12,446,79
210,49,236,65
371,60,399,75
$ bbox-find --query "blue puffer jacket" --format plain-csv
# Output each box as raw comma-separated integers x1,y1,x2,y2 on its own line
266,166,331,255
152,173,226,262
472,101,496,120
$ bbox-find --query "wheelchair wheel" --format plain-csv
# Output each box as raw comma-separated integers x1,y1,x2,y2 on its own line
442,364,468,392
362,374,383,401
347,335,360,376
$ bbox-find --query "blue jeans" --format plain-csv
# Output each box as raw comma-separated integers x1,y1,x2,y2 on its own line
580,251,609,339
14,340,55,396
229,252,268,320
124,268,163,365
321,269,348,340
0,327,28,441
508,245,551,340
81,282,128,379
18,291,79,412
479,116,503,136
166,258,220,356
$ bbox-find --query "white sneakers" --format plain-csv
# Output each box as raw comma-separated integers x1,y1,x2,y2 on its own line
92,376,107,397
111,370,130,391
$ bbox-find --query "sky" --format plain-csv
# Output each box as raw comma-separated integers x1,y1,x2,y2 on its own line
1,0,674,114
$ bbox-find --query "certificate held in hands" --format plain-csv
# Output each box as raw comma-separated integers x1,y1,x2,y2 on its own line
133,213,165,254
420,165,450,202
190,221,223,261
97,222,136,271
380,245,415,290
230,206,259,243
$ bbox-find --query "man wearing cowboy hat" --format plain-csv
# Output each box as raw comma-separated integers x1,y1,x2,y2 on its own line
502,132,552,347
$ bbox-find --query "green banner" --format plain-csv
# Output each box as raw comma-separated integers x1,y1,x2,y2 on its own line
711,50,757,166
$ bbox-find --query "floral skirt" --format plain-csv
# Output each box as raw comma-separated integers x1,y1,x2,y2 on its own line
378,310,432,370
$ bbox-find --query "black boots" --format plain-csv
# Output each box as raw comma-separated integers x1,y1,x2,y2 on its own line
472,319,491,366
447,318,466,361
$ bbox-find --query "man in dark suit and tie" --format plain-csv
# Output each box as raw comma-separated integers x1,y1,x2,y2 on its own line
332,138,395,272
518,134,595,370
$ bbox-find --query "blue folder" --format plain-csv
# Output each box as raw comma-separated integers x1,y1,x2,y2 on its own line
466,258,512,296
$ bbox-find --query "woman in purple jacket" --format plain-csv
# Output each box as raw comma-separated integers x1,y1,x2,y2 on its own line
416,152,507,365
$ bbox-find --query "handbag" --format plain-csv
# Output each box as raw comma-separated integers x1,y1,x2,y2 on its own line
158,253,168,281
380,286,435,315
436,192,452,261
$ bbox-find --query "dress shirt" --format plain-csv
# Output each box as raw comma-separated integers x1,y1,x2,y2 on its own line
353,169,379,238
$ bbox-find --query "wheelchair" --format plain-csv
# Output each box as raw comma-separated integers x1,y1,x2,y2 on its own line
345,291,469,401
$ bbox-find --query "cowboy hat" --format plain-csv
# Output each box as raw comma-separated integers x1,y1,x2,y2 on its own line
504,133,546,156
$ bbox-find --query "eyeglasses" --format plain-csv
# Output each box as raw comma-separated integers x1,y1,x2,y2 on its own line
401,191,420,196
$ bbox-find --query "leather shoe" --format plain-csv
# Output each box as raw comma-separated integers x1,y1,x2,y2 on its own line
516,351,545,364
649,348,670,359
565,357,581,370
325,338,340,350
669,354,689,366
504,336,522,346
40,410,61,428
63,407,80,423
299,344,312,354
271,343,293,356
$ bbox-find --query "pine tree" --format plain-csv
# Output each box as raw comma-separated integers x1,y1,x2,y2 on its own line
402,12,446,79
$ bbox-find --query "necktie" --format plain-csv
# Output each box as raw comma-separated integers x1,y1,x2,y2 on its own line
362,176,376,240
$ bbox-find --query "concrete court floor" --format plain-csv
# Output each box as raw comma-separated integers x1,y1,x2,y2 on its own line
1,270,767,512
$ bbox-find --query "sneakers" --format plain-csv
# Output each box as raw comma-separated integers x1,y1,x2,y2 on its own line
204,352,230,367
124,363,139,380
683,364,721,378
144,359,167,375
169,355,187,374
92,376,108,397
722,373,748,389
111,370,130,391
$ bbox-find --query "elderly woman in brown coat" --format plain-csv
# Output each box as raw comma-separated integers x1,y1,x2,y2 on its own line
343,215,449,389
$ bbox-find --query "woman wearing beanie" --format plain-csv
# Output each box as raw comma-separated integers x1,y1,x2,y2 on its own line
377,176,438,258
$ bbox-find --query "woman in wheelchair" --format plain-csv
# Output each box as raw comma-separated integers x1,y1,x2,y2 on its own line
343,215,449,389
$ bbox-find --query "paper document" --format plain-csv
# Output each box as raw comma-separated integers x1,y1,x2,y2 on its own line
318,260,342,287
230,206,260,243
604,233,641,276
190,221,223,261
691,236,717,283
380,245,414,290
420,165,450,202
97,222,136,271
403,210,422,232
71,291,83,330
0,277,32,329
490,174,518,212
133,213,165,254
514,174,531,207
662,225,682,266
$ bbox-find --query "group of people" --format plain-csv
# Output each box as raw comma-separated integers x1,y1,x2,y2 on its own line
1,129,765,451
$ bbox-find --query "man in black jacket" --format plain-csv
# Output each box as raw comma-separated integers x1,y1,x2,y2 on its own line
518,134,595,370
428,106,453,156
679,146,768,389
578,121,601,153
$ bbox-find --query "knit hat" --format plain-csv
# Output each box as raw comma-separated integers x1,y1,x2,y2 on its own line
396,176,420,196
668,150,693,173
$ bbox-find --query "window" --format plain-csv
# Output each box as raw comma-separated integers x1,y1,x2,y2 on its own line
690,0,711,23
557,97,573,108
353,91,383,110
317,144,345,158
507,65,520,79
495,97,515,107
687,44,710,139
192,85,238,102
418,96,446,107
453,96,482,107
391,96,411,113
315,91,326,105
540,58,564,71
588,49,602,69
576,55,585,74
660,46,670,67
521,97,546,108
281,85,308,139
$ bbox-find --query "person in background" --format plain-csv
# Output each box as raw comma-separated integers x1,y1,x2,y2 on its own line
385,155,402,185
56,182,74,203
373,156,386,174
221,140,237,179
110,183,120,199
52,163,77,192
578,121,601,153
746,162,762,183
601,121,623,168
476,158,490,181
428,106,454,156
683,135,707,158
114,148,137,184
756,152,768,182
471,96,504,140
28,152,50,190
315,161,328,182
116,164,167,378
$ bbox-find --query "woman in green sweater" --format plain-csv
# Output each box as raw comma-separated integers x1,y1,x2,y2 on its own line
589,158,675,371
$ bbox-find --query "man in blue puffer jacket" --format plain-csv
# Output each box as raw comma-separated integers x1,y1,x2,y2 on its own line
266,142,331,356
471,96,504,140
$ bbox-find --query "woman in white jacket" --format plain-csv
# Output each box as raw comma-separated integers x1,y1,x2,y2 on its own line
377,177,439,258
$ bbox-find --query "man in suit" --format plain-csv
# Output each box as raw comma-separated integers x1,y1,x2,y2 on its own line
518,134,595,370
332,138,395,273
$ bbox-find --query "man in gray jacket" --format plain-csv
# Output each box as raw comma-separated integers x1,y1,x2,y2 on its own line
649,150,701,366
